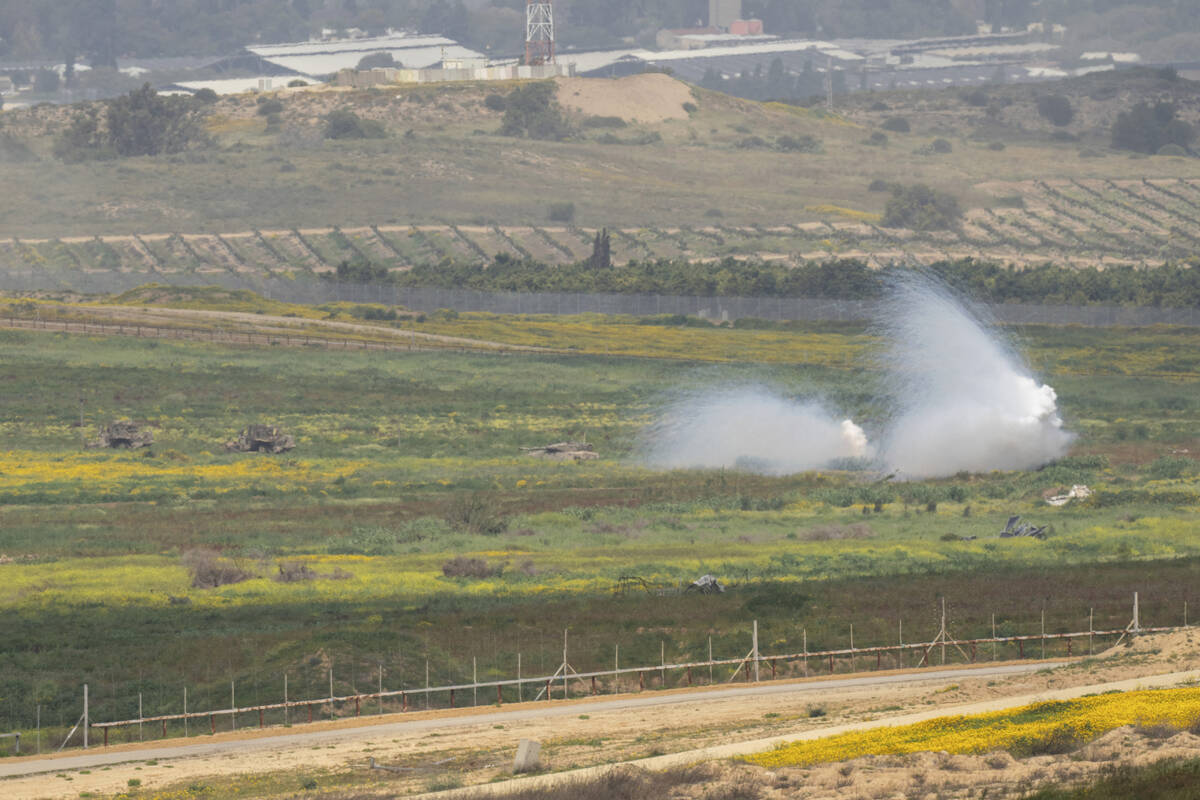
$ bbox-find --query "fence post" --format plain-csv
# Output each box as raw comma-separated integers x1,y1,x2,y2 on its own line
83,684,88,750
231,681,236,730
184,687,188,737
283,675,287,726
473,657,478,707
753,620,760,683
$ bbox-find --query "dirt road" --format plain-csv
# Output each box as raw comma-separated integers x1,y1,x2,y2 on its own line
5,629,1199,799
0,662,1067,798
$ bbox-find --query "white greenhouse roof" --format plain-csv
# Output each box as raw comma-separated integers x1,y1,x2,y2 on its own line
247,33,485,76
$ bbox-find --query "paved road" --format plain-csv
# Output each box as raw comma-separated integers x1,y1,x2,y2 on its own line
0,662,1067,779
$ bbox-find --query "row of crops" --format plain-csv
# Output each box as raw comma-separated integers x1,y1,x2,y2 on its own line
6,180,1195,279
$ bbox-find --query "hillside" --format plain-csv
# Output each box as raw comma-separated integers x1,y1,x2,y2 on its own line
1,71,1199,274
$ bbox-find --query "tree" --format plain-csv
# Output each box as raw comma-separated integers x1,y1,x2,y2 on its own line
500,82,571,141
589,228,611,270
323,108,385,139
356,52,398,70
1036,94,1074,126
105,84,209,156
1112,101,1195,154
882,184,961,231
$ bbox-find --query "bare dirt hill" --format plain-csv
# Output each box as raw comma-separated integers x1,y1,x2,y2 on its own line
554,73,695,123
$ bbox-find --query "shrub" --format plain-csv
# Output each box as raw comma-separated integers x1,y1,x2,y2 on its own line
582,115,626,129
501,82,572,140
55,84,211,161
931,138,953,153
1158,143,1188,157
287,79,308,88
882,183,961,230
356,51,398,70
192,88,219,103
182,549,252,589
988,141,1006,151
864,131,888,146
1112,101,1195,154
483,93,506,111
881,116,910,133
1147,455,1197,480
868,178,893,192
682,101,698,114
1036,94,1074,126
323,109,386,139
445,492,508,535
736,135,769,149
256,98,284,116
776,133,821,153
963,89,989,107
441,556,503,578
547,201,576,222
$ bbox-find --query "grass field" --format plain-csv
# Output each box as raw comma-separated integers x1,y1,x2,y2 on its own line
0,302,1196,751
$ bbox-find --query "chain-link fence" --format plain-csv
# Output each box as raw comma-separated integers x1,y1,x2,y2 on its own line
2,269,1197,326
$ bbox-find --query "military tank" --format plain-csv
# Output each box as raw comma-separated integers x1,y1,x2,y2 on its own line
88,420,153,449
225,424,295,454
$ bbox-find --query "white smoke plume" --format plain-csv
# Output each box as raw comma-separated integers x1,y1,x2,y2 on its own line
877,274,1073,478
639,274,1073,479
640,388,872,475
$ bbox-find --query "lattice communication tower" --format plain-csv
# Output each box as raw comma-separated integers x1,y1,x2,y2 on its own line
525,0,555,65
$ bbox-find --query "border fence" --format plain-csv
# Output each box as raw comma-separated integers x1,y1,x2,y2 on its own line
37,593,1168,750
1,269,1197,327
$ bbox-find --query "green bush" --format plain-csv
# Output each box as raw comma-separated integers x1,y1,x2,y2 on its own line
881,116,910,133
1147,455,1198,480
547,201,576,222
483,93,506,111
1037,94,1074,126
500,82,572,140
445,493,508,535
1112,101,1195,154
256,97,284,116
931,138,953,153
582,115,626,129
776,133,821,153
882,183,961,230
323,109,386,139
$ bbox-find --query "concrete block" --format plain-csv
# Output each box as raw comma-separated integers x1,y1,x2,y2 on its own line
513,739,541,773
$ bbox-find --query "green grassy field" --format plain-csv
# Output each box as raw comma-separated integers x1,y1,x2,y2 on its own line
0,307,1196,750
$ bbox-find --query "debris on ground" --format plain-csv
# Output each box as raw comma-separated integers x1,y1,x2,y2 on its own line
88,420,153,449
1000,515,1047,539
1047,484,1092,506
225,424,295,454
687,574,726,594
521,441,598,461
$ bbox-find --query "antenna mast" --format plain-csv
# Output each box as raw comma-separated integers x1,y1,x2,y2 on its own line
525,0,555,65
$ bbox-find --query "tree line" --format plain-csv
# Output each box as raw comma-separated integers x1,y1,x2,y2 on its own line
329,252,1200,307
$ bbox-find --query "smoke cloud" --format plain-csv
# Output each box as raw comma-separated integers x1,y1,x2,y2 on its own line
640,388,872,475
639,274,1072,478
877,275,1073,478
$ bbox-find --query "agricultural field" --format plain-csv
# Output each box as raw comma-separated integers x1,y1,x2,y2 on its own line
2,71,1200,274
0,297,1196,768
8,175,1200,285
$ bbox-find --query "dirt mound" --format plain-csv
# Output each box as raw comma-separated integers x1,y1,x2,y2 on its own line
554,74,694,123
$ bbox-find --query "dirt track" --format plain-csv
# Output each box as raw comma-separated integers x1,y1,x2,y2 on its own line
6,628,1200,799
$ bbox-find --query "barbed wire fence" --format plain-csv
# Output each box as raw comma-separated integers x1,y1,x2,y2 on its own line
6,592,1185,755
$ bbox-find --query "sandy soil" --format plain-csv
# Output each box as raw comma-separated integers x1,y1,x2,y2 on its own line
5,630,1200,799
554,73,694,123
